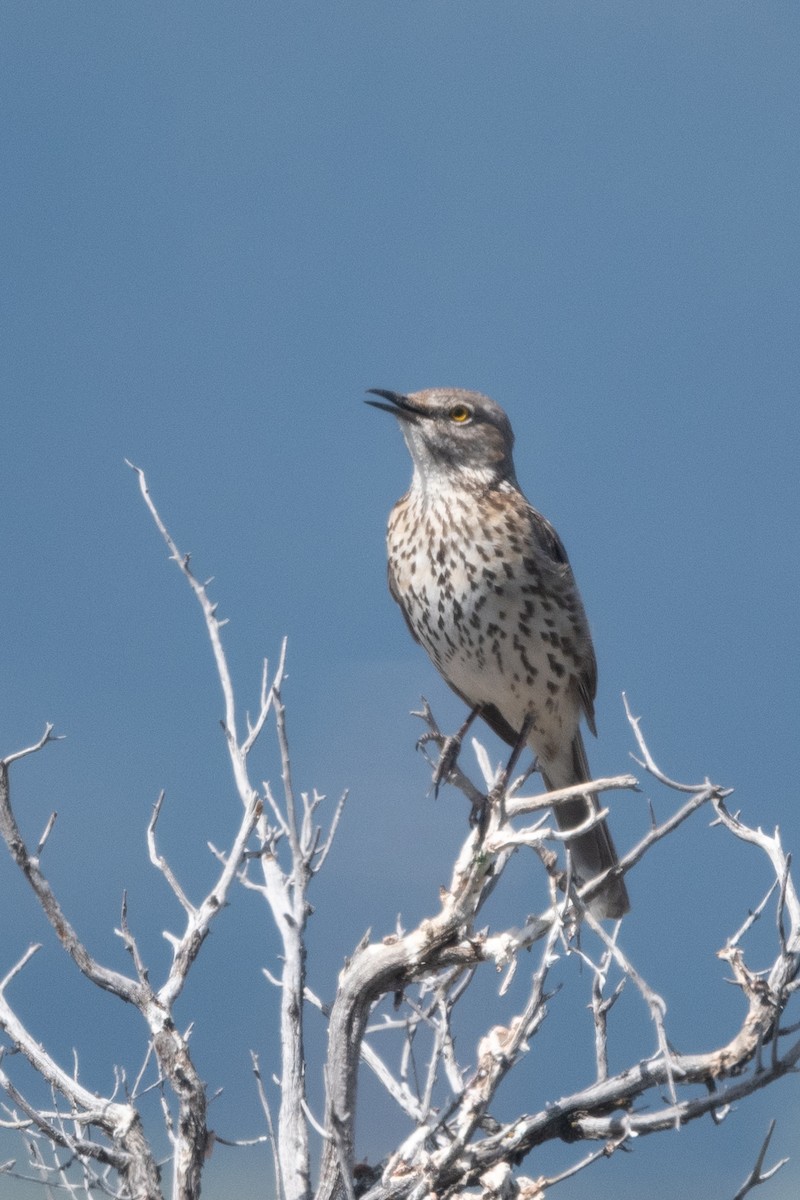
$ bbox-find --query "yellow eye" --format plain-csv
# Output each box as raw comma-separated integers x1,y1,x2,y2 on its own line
449,405,472,424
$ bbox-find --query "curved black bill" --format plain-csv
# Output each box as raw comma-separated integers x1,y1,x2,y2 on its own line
364,388,411,416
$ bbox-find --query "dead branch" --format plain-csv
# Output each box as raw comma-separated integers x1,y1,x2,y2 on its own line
732,1121,788,1200
317,706,800,1200
3,474,798,1200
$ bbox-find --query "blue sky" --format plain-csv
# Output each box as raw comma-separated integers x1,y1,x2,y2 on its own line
2,3,800,1196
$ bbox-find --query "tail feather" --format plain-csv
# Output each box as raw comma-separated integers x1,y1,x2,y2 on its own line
540,733,630,920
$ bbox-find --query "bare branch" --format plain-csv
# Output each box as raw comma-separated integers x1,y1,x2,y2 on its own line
0,958,161,1196
712,798,800,942
539,1137,626,1191
158,786,263,1008
733,1121,789,1200
6,467,799,1200
504,774,639,819
35,812,58,857
585,911,681,1107
0,748,144,1006
127,461,241,753
316,702,800,1200
0,725,62,769
115,892,150,988
313,789,348,874
147,792,196,918
623,692,717,794
242,648,283,756
251,1052,284,1200
0,944,42,992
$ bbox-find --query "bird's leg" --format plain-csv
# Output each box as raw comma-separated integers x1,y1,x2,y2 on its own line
424,704,482,798
476,715,535,832
498,714,535,794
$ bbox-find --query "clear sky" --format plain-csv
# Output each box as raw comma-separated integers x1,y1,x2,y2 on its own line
2,3,800,1197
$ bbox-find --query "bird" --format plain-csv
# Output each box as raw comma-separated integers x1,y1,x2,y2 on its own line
366,387,629,919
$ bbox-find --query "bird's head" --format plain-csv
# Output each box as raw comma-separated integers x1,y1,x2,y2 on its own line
365,388,517,492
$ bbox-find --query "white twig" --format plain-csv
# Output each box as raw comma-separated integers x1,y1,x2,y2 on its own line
0,725,62,768
147,792,196,917
732,1120,788,1200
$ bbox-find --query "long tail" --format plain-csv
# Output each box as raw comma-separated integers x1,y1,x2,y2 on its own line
540,732,630,919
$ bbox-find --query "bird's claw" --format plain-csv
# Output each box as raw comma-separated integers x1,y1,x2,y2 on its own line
421,704,483,798
431,733,463,798
415,729,440,756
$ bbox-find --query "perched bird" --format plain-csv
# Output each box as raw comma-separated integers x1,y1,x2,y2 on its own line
367,387,629,919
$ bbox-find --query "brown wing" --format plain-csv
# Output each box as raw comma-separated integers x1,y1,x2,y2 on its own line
526,504,598,737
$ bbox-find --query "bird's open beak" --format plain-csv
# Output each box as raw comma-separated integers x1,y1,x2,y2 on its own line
365,389,419,420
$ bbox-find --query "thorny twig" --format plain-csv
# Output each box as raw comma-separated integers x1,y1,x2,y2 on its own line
2,471,798,1200
319,702,799,1200
1,468,343,1200
733,1120,788,1200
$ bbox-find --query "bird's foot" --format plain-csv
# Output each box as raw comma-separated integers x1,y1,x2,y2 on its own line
417,705,483,799
415,729,451,797
472,718,536,834
431,731,464,798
